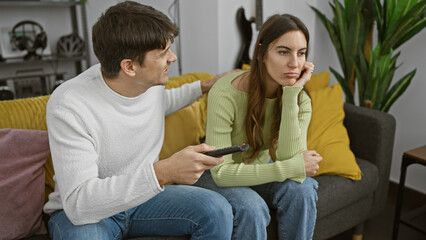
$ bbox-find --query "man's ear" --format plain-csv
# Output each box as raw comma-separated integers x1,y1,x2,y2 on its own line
120,59,137,77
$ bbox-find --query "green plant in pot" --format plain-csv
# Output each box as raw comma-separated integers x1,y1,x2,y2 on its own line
311,0,426,112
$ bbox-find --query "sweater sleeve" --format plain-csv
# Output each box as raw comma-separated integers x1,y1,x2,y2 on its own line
46,105,163,225
164,81,202,116
207,85,309,187
276,86,311,182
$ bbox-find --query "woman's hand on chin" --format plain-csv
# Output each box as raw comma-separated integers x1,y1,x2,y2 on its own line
293,62,314,87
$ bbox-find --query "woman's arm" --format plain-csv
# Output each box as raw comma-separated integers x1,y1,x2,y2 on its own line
276,87,311,160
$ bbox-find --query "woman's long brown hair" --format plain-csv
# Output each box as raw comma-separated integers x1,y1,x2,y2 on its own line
244,14,310,162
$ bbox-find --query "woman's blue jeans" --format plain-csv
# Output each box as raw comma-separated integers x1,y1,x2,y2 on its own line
193,170,318,240
48,185,233,240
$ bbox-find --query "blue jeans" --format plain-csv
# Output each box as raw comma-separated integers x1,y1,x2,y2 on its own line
48,185,233,240
193,170,318,240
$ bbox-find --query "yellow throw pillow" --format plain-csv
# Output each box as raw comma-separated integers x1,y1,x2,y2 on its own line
307,83,361,180
305,70,330,91
160,101,204,160
165,72,215,89
0,95,55,200
159,72,214,159
241,64,251,70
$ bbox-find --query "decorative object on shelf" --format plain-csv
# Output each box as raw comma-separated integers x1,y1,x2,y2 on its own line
57,33,85,57
0,86,14,100
311,0,426,112
11,20,47,60
0,22,51,60
13,68,45,98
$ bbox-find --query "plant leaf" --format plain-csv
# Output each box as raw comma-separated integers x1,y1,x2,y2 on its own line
380,69,416,112
394,17,426,50
311,6,345,67
334,0,350,75
374,0,385,41
375,52,400,106
381,1,426,54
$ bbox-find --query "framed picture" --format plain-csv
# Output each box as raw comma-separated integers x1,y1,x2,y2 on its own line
0,27,51,59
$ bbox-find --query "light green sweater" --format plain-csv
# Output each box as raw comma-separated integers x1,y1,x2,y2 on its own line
206,71,311,187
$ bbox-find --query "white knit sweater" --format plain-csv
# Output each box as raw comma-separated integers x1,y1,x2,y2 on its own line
43,64,202,225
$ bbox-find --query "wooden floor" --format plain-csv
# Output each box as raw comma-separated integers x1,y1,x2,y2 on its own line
328,182,426,240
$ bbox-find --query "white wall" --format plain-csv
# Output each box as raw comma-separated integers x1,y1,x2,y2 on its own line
388,29,426,193
2,0,424,193
179,0,219,74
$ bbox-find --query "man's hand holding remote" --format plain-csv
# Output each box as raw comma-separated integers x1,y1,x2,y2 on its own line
153,144,224,185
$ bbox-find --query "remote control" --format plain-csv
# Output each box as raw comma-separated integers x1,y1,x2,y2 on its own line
204,143,249,157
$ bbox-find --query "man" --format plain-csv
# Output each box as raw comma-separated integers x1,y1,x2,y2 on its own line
43,1,233,239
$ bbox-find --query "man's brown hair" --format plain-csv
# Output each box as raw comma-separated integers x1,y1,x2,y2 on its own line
92,1,179,78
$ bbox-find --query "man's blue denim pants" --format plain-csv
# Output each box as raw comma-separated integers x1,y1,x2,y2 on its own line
47,185,233,240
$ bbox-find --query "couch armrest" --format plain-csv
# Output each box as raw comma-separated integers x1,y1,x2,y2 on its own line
343,103,396,215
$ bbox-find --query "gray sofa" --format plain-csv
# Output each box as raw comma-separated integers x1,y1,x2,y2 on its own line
129,103,396,240
29,103,395,240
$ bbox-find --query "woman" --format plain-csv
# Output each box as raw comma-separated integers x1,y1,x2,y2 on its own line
194,14,322,240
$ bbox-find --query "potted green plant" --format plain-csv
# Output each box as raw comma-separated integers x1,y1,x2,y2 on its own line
311,0,426,112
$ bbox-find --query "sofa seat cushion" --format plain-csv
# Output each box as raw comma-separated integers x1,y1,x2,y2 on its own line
315,158,378,219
